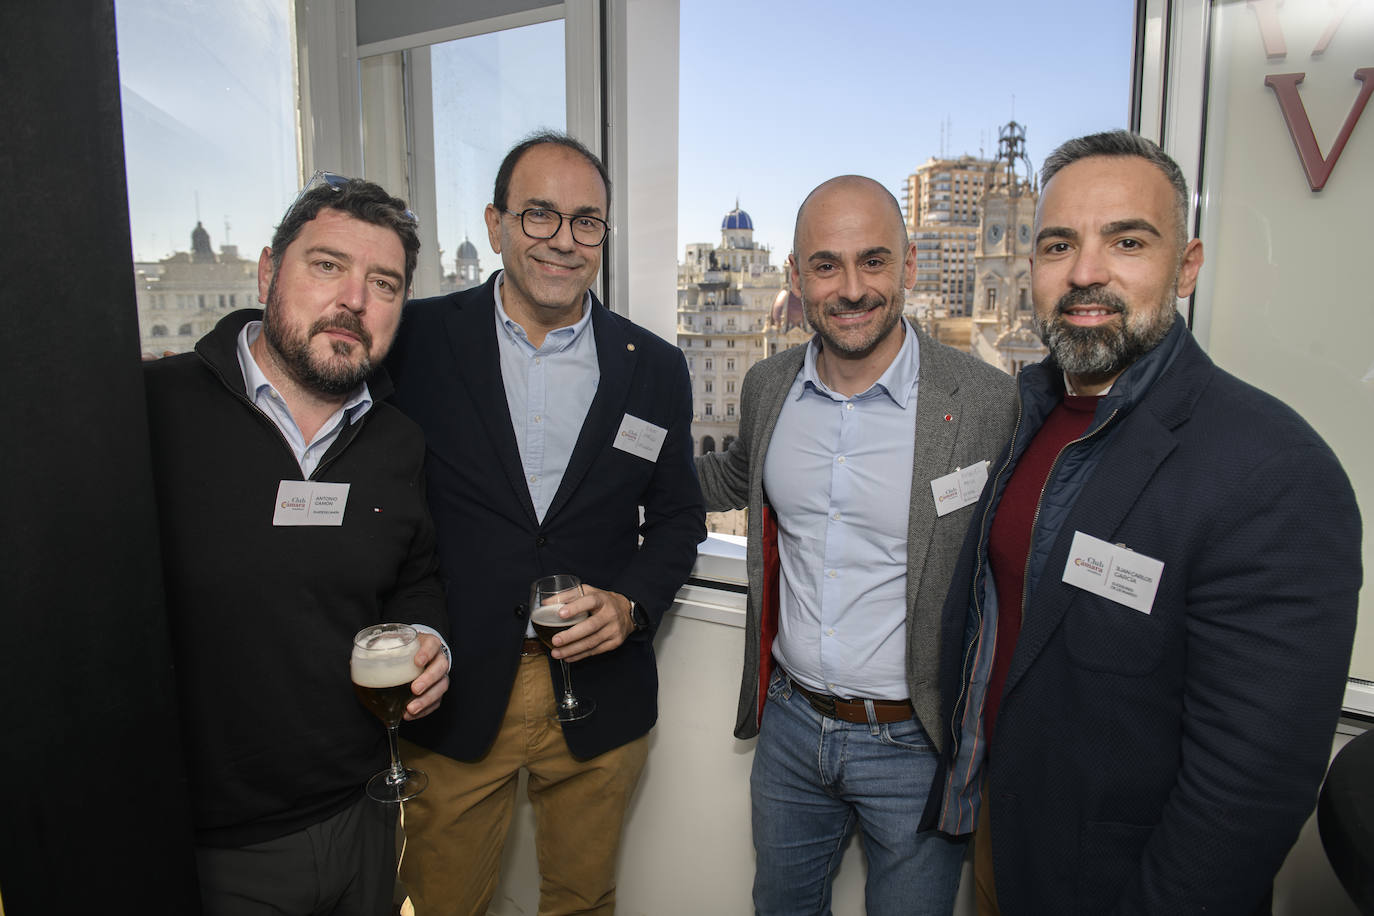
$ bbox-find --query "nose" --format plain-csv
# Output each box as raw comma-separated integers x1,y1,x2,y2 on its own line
338,273,368,312
839,266,866,304
1066,244,1110,289
546,214,577,252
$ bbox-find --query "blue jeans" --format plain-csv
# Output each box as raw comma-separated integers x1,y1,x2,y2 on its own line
751,669,965,916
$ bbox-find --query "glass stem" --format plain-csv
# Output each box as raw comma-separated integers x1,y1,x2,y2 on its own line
385,722,405,781
559,659,575,701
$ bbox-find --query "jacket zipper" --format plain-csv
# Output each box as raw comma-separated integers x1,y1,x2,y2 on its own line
947,404,1120,760
200,351,367,481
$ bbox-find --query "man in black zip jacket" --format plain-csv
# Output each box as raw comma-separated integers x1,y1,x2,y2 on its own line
143,175,450,916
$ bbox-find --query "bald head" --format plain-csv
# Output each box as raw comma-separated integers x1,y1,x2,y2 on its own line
793,175,908,258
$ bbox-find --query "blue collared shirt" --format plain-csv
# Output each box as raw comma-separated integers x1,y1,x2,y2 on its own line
762,319,920,699
493,271,600,523
235,321,372,478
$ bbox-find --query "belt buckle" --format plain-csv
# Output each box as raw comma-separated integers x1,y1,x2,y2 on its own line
812,693,838,718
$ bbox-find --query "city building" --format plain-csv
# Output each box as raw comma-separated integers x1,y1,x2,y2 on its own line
903,154,994,318
135,221,260,356
677,203,809,536
440,235,484,294
676,202,791,458
968,121,1047,374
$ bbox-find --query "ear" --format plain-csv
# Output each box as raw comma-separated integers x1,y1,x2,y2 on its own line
902,240,918,292
257,247,274,304
485,204,503,254
1175,239,1204,298
788,252,800,292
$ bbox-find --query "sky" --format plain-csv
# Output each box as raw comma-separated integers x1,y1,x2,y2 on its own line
677,0,1136,262
115,0,1135,274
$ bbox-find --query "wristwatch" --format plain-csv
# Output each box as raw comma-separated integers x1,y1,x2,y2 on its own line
628,601,650,632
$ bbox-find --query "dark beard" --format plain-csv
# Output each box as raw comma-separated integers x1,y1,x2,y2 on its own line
262,278,375,396
1034,286,1174,383
809,293,902,359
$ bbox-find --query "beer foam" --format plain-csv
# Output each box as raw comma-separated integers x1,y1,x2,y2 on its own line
351,626,422,687
531,603,589,626
351,652,422,688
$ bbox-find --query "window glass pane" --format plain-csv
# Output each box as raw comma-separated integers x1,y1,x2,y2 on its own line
116,0,295,356
430,21,566,294
678,0,1133,532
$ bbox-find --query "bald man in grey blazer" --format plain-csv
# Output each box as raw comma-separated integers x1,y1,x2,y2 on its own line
696,175,1016,916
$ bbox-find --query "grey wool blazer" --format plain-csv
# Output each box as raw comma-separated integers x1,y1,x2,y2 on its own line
696,325,1017,752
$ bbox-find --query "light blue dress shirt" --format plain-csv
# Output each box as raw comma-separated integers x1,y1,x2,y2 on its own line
493,271,600,523
762,319,920,699
236,321,371,479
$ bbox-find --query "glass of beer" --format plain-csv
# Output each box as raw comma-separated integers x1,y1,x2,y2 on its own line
351,623,429,802
530,574,595,722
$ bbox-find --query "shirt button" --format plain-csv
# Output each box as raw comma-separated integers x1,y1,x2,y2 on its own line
831,511,841,521
534,357,542,365
827,569,837,578
533,415,542,423
845,402,853,410
529,474,538,484
836,456,846,464
827,628,836,636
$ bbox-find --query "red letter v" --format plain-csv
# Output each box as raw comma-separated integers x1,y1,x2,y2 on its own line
1264,69,1374,191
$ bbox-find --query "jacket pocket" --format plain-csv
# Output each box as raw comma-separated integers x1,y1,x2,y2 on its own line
1064,596,1165,676
1077,819,1155,911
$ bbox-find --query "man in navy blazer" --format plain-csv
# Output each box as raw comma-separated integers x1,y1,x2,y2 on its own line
927,131,1362,914
386,132,705,915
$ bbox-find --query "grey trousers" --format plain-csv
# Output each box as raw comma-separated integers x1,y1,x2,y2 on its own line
196,793,396,916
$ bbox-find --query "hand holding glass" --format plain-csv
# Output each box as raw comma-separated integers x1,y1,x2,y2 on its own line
351,623,428,802
530,574,595,722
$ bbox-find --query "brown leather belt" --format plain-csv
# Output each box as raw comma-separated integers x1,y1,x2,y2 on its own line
520,637,545,656
785,673,914,725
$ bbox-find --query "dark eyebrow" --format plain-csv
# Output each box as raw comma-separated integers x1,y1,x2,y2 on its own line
523,197,606,218
1036,226,1077,245
807,246,893,264
1100,218,1162,238
304,245,403,284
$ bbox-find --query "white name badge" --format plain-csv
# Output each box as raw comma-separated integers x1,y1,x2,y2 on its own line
930,461,989,517
272,480,351,527
1061,530,1164,614
613,414,667,463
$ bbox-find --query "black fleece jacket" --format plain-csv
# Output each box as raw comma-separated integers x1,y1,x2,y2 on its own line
143,309,445,847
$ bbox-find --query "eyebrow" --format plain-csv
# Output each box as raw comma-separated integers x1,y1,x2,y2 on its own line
523,197,605,218
806,246,893,264
304,245,404,284
1037,218,1163,245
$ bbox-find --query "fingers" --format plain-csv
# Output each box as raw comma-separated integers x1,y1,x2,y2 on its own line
404,634,451,720
403,670,449,720
549,587,632,663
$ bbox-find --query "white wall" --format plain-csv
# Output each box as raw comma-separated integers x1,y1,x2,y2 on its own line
469,571,1359,914
480,589,979,916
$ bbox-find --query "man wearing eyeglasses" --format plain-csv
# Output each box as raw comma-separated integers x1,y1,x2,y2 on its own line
143,175,451,914
386,131,705,915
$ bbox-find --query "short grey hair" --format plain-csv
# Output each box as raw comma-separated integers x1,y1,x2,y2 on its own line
1041,130,1190,250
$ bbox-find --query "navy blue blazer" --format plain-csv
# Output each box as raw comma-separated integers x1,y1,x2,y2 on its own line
386,274,706,761
931,324,1361,914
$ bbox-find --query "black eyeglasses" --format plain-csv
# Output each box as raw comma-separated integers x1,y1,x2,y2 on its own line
288,170,418,225
504,208,609,246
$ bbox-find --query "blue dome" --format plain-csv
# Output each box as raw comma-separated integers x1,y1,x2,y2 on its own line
721,207,753,231
457,238,479,259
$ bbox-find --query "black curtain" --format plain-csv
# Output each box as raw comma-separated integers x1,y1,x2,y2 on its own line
0,2,199,912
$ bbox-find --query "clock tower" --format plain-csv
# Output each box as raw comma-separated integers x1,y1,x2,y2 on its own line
972,121,1046,374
